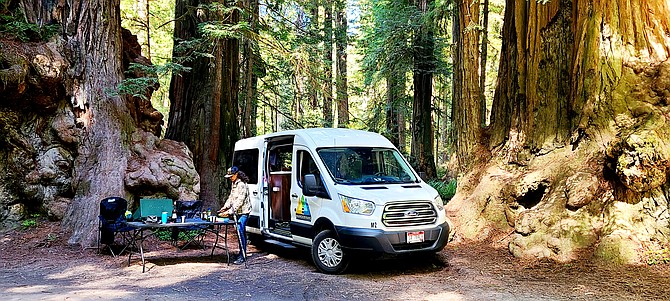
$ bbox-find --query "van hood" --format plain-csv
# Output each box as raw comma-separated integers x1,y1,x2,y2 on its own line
333,182,437,204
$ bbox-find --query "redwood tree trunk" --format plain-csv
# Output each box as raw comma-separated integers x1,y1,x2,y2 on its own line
479,0,489,127
167,0,240,209
57,0,136,245
322,1,334,128
385,75,404,148
449,0,670,263
335,0,348,128
4,0,199,247
452,0,482,170
241,0,259,138
410,0,437,178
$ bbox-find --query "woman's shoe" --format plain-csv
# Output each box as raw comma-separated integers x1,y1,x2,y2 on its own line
233,257,245,265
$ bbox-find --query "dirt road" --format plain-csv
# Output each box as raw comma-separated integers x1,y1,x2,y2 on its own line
1,222,669,301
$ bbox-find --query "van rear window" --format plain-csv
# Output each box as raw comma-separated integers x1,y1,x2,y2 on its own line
233,149,259,184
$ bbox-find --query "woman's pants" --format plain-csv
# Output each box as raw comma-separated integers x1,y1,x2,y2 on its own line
237,214,248,256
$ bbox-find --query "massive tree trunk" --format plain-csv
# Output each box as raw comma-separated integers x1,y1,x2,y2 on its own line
452,0,482,170
322,1,334,128
410,0,437,178
1,0,199,246
335,0,348,128
167,0,240,209
447,0,670,264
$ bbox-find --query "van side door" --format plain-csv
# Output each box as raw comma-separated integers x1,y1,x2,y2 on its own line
290,148,327,237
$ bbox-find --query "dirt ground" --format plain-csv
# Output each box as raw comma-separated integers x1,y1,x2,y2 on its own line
1,221,670,301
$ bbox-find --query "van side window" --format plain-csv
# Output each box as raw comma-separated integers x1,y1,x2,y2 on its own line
232,149,259,184
297,150,321,188
269,145,292,172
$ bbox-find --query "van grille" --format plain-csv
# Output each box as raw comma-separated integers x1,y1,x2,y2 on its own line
382,201,437,227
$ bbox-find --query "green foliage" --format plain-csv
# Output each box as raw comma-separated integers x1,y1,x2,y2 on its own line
0,5,60,42
21,213,40,229
647,248,670,265
427,179,457,203
121,0,177,121
116,63,190,101
153,229,200,242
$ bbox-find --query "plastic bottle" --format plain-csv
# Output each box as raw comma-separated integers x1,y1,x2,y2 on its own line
207,207,212,218
171,200,177,221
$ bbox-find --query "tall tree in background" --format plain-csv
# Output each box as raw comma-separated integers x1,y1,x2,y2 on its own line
410,0,437,178
241,0,260,138
167,0,240,208
308,1,320,108
479,0,489,126
335,0,349,127
360,0,414,150
322,0,334,127
452,0,481,169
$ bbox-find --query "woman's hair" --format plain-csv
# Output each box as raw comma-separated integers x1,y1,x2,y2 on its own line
237,170,250,183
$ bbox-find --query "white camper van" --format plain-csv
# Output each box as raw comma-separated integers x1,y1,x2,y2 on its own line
230,128,449,273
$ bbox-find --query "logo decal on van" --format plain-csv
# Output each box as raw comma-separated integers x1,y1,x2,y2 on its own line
296,195,312,221
405,210,419,217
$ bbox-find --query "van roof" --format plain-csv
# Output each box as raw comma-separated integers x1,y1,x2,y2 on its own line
235,128,396,149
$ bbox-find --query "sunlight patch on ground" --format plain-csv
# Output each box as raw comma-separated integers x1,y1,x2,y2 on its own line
123,262,223,288
423,292,465,301
47,264,100,279
387,289,465,301
6,285,52,293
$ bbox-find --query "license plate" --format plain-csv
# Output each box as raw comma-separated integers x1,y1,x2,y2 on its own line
407,231,424,243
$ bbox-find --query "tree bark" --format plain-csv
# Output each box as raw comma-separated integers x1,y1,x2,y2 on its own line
479,0,489,127
452,0,481,170
335,0,348,128
322,1,333,128
309,2,319,108
1,0,195,246
241,0,259,138
167,0,240,209
450,0,670,263
410,0,437,178
57,0,137,245
386,75,403,147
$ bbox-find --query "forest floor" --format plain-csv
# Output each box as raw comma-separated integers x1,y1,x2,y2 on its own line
1,220,669,301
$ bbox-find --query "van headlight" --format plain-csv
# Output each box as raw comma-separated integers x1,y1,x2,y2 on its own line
433,196,444,211
340,195,375,215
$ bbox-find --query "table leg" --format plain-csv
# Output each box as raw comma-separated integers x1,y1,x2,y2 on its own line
139,231,146,273
210,225,220,257
128,229,147,273
210,224,231,264
224,225,229,264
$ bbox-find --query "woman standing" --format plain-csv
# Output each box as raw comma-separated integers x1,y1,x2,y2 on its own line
218,166,252,264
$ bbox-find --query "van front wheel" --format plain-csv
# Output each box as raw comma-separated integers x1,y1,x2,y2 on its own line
311,230,349,274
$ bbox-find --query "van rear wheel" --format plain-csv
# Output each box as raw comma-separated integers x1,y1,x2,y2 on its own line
311,229,349,274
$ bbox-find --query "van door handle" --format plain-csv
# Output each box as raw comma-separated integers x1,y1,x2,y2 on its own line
253,191,258,196
291,193,298,198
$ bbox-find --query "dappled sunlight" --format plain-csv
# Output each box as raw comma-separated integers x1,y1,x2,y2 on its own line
47,264,101,279
5,285,134,300
5,285,53,293
387,289,465,301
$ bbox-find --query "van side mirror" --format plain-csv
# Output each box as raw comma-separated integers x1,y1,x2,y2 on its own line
303,174,330,199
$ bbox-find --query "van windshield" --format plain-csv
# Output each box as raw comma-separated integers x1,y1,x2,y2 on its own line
317,147,418,185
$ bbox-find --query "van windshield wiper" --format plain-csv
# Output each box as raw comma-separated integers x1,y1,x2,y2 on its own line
335,177,352,184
